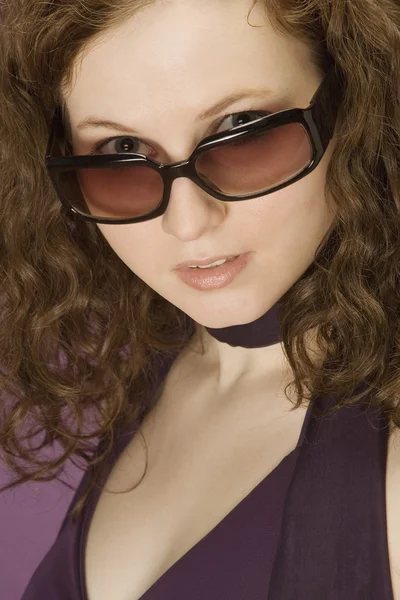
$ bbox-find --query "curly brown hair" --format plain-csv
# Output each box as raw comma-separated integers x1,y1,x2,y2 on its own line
0,0,399,524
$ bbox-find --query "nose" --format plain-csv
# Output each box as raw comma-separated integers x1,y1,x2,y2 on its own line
161,176,227,241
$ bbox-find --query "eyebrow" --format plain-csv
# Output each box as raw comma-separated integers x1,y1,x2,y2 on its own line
74,87,275,133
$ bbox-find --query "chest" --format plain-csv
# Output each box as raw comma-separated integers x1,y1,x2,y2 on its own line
83,368,309,600
386,424,400,598
83,386,400,600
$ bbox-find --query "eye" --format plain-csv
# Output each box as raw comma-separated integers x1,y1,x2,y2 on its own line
215,110,270,133
88,110,271,156
89,136,154,157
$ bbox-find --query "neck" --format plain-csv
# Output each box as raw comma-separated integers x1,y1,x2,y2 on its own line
183,302,325,395
184,301,286,392
204,301,282,348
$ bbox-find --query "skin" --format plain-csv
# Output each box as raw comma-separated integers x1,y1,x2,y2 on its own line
63,0,337,395
61,8,400,595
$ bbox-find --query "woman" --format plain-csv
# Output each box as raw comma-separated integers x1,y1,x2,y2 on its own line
0,0,399,598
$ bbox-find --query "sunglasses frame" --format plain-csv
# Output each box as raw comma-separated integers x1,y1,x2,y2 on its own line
45,63,345,225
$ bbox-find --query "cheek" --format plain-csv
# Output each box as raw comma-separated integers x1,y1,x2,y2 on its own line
237,169,334,260
96,223,162,276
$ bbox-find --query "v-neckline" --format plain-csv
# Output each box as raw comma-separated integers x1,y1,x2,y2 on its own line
136,448,301,598
78,389,314,600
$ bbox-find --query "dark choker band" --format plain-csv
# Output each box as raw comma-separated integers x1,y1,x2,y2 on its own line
204,301,282,349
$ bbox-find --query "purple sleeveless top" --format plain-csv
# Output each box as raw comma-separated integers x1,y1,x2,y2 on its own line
21,350,394,599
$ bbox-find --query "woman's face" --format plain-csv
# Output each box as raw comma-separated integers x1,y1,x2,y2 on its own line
64,0,337,330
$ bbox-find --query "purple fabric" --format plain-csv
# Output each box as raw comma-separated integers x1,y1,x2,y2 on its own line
268,389,394,599
20,348,394,599
204,301,282,348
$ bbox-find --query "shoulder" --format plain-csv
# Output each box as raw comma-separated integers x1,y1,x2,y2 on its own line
386,421,400,598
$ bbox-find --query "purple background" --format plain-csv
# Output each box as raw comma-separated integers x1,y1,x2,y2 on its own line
0,457,85,599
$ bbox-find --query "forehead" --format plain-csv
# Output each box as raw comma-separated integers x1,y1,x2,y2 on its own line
65,0,315,114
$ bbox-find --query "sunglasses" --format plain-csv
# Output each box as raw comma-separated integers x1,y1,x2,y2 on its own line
45,64,345,225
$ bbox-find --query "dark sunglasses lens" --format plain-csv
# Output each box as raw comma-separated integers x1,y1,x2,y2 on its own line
195,122,313,196
57,164,164,221
55,122,312,221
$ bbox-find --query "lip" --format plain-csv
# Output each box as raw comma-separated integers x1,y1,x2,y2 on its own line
174,253,243,270
174,252,251,291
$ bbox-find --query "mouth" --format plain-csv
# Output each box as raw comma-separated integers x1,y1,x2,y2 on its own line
175,254,242,271
174,252,251,290
187,256,239,270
